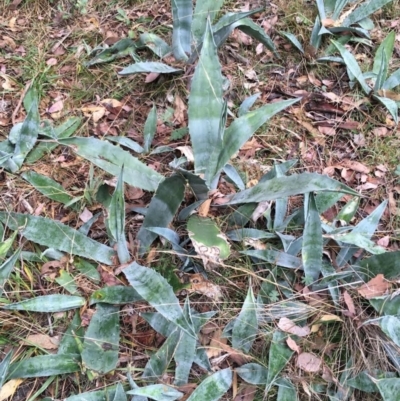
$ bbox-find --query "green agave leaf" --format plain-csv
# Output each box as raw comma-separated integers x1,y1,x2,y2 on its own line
65,386,120,401
328,232,386,255
55,270,79,294
382,342,400,373
136,33,171,58
347,370,396,393
75,258,100,283
192,0,224,44
22,171,74,207
141,312,176,337
137,175,186,255
357,250,400,280
224,172,357,205
336,200,387,267
310,17,322,49
376,378,400,401
332,0,349,19
266,331,294,391
119,62,183,75
279,31,304,54
143,328,180,380
0,212,116,265
171,0,192,61
106,136,144,153
85,38,137,66
336,196,359,223
58,312,84,355
186,368,232,401
188,18,224,185
58,137,164,191
242,249,302,270
377,316,400,346
112,383,128,401
234,18,277,56
81,303,120,375
223,164,245,190
143,104,157,153
1,294,85,312
374,95,398,125
187,216,230,269
232,285,258,353
128,384,183,401
236,363,268,385
373,32,395,89
7,355,80,379
215,98,299,178
343,0,394,27
107,168,130,263
0,350,13,388
0,249,20,297
90,286,142,305
26,117,81,164
176,169,209,200
383,68,400,90
276,377,298,401
238,93,261,117
123,262,193,335
9,89,40,172
302,194,323,284
331,40,371,94
227,228,276,241
315,0,325,19
370,294,400,316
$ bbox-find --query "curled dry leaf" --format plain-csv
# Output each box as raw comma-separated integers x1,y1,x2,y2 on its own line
278,317,310,337
0,379,23,401
297,352,322,372
47,100,64,114
79,208,93,223
286,336,301,354
340,159,370,174
357,274,390,299
343,290,356,317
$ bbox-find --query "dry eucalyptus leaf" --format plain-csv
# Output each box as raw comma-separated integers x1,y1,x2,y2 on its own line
297,352,322,372
278,317,310,337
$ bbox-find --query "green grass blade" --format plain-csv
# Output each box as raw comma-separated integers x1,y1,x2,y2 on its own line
344,0,394,26
123,262,194,335
7,355,80,379
236,363,268,385
192,0,224,44
119,61,182,75
232,285,258,353
2,294,85,312
107,168,130,263
225,172,357,205
266,331,293,391
22,171,74,207
143,104,157,153
90,286,142,305
215,98,299,178
0,212,116,265
331,40,371,94
188,18,224,185
302,193,323,284
0,350,13,388
81,304,120,375
171,0,192,61
186,368,232,401
336,200,388,267
59,137,164,191
137,175,185,254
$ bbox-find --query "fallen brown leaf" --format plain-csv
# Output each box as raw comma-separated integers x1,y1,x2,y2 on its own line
343,290,356,317
278,317,310,337
297,352,322,372
357,274,390,299
23,333,60,350
286,336,301,354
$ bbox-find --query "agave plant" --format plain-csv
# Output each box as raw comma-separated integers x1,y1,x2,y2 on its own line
86,0,277,76
329,31,400,124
